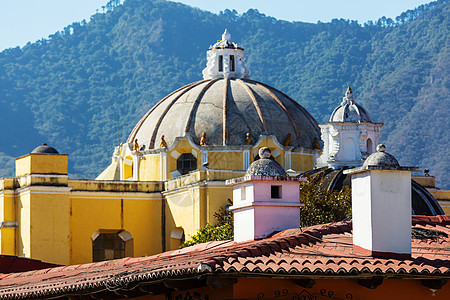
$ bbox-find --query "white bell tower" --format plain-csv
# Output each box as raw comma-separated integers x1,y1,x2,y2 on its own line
202,29,250,79
317,87,383,169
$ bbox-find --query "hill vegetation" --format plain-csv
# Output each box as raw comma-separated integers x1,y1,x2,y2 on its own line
0,0,448,187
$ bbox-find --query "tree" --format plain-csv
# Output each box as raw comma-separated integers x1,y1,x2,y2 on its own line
300,175,352,227
180,199,234,248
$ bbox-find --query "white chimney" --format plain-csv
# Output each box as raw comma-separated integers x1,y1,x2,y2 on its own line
226,147,305,242
344,144,418,258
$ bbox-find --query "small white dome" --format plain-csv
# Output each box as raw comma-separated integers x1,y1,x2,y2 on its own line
329,87,371,122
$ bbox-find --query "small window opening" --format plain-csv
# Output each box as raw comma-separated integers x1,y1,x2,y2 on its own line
366,138,373,154
177,153,197,175
271,185,281,199
219,55,223,72
230,55,235,71
241,186,246,201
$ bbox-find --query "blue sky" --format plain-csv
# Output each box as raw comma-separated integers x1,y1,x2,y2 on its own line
0,0,433,51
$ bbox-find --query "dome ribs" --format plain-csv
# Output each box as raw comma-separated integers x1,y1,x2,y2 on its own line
247,79,319,128
184,78,221,135
149,80,208,149
127,80,207,144
236,79,267,132
223,78,230,145
253,81,301,139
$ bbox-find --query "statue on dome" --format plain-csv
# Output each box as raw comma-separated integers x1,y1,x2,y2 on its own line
160,135,168,148
133,139,139,151
283,133,292,146
245,132,252,145
312,137,320,149
200,132,207,145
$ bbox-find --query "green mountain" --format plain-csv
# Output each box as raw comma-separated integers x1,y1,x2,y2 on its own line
0,0,448,188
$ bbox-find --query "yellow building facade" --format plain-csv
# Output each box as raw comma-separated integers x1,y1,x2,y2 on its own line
0,132,317,265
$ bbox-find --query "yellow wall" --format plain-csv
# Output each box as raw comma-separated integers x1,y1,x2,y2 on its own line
0,188,15,255
291,153,314,172
16,192,31,260
164,179,233,251
209,151,243,170
139,154,161,181
70,192,163,264
15,154,68,177
29,189,70,265
124,155,133,180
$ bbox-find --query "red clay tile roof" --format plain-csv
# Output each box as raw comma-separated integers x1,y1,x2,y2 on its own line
0,215,449,299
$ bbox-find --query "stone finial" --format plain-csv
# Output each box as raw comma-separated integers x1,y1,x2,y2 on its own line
258,147,271,159
160,135,168,148
376,144,386,152
245,132,252,145
200,132,207,146
222,29,231,41
345,86,353,98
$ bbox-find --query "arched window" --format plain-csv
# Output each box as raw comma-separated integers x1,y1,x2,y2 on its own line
230,55,235,71
218,55,223,72
366,138,373,154
92,230,133,262
177,153,197,175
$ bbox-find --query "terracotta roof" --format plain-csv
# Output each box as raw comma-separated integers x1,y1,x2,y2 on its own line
0,215,449,299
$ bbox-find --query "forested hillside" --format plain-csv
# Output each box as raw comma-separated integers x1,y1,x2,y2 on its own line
0,0,448,187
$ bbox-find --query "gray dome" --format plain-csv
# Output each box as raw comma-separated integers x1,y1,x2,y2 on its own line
329,87,371,122
128,78,320,149
31,143,59,154
363,144,399,168
246,158,287,177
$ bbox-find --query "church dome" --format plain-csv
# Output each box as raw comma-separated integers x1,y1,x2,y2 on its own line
329,87,371,122
31,143,59,154
127,31,320,149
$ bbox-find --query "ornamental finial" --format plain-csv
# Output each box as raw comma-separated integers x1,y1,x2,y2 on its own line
222,29,231,41
345,86,353,98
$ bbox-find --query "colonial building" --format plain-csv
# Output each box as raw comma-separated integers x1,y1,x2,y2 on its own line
0,30,445,268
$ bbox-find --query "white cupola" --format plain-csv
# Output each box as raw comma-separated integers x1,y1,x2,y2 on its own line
317,87,383,169
344,144,419,258
226,148,305,242
202,29,250,79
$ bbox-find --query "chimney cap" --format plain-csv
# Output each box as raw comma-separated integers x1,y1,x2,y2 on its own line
344,144,418,174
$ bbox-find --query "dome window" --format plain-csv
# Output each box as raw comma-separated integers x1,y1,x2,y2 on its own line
366,138,373,154
219,55,223,72
177,153,197,175
230,55,235,72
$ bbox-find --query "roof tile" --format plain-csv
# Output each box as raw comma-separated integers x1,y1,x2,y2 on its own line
1,217,449,298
